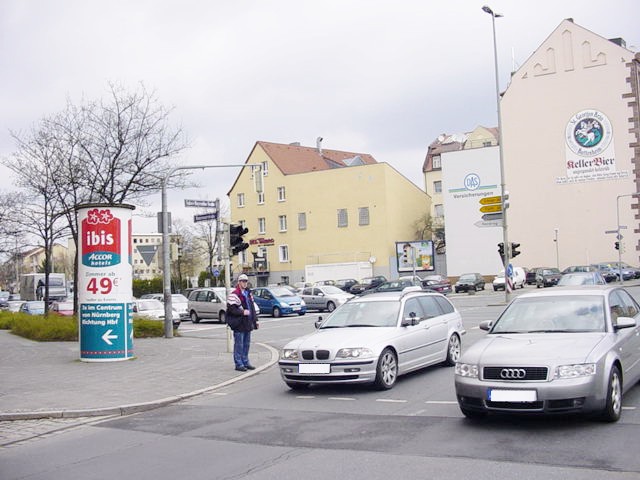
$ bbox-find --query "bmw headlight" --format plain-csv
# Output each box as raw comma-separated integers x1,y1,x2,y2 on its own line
555,363,596,379
281,349,299,360
336,347,374,359
455,363,478,378
300,299,306,306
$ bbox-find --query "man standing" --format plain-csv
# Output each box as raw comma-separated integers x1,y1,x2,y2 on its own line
226,274,259,372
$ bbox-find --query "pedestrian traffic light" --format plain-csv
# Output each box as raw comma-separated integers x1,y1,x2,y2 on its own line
229,224,249,256
498,242,505,258
615,241,620,250
511,242,521,258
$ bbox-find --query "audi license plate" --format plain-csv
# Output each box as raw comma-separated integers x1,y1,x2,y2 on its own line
488,389,537,402
299,363,330,374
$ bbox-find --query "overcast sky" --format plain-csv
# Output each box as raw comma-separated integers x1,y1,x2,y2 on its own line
1,0,638,234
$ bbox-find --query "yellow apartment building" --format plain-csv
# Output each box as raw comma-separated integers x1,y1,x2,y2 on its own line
228,140,431,286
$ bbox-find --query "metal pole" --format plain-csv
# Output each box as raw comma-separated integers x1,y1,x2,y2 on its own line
483,5,509,303
616,192,640,284
554,228,559,270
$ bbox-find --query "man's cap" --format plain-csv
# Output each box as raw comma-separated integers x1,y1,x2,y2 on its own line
238,274,249,281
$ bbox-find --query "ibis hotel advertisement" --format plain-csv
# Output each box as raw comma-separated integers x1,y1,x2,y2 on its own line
558,109,628,184
76,204,135,362
442,146,504,276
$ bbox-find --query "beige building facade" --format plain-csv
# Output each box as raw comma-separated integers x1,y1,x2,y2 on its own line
228,141,431,286
502,19,639,269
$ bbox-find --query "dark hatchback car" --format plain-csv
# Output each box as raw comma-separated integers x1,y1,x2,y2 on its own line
526,268,540,285
454,273,485,293
335,278,358,292
535,267,562,288
360,279,417,295
421,274,452,295
350,275,387,295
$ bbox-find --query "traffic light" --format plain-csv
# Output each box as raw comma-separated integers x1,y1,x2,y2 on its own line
498,242,505,258
511,242,521,258
615,241,620,250
229,224,249,256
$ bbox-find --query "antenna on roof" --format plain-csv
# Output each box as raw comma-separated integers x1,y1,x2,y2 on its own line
316,136,323,156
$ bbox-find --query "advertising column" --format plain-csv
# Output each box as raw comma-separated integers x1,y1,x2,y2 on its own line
76,204,135,362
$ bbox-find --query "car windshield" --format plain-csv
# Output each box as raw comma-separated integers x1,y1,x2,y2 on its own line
491,295,605,333
459,274,475,281
271,287,295,297
543,269,560,275
319,300,399,328
558,274,598,286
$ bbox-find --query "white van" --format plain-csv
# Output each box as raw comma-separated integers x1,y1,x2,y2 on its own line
492,267,526,291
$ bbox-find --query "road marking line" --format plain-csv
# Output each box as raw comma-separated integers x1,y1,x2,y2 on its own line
295,396,315,399
425,400,457,404
622,406,636,410
376,399,407,403
328,397,356,401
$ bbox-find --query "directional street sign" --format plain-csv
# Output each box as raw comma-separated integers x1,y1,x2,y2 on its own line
185,199,218,208
480,204,502,213
480,196,502,205
194,212,218,222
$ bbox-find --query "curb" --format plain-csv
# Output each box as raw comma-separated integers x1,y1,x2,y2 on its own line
0,342,280,421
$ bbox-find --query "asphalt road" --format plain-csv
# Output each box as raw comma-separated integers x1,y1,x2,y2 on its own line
3,286,640,479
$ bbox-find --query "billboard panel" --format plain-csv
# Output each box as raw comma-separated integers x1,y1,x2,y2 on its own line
395,240,434,273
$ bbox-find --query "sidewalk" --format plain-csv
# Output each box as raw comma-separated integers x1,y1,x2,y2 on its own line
0,329,278,421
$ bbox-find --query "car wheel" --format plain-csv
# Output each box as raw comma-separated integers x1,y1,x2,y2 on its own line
273,306,281,318
460,405,487,419
444,334,461,366
190,311,200,324
600,366,622,422
374,347,398,390
286,382,309,391
218,310,226,324
474,284,480,292
326,302,336,312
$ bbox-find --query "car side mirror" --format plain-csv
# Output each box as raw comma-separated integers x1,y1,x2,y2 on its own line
614,316,636,330
479,320,493,331
315,317,323,328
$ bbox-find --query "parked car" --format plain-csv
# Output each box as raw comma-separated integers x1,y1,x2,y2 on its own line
360,279,417,295
350,276,387,295
300,285,354,312
146,293,190,320
455,273,485,293
6,300,24,312
597,262,636,281
526,268,540,285
187,288,227,323
557,271,606,286
398,275,424,286
51,301,74,316
455,286,640,421
19,301,45,315
421,274,452,295
535,267,562,288
591,263,619,283
253,286,306,317
132,298,181,328
279,289,466,390
562,265,597,274
493,267,526,291
334,278,358,292
0,291,9,309
313,280,336,287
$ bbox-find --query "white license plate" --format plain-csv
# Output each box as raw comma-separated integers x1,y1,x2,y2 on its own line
488,389,537,402
292,306,301,311
299,363,330,374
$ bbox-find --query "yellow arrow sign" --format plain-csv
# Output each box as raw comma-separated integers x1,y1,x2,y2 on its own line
480,204,502,213
479,196,502,205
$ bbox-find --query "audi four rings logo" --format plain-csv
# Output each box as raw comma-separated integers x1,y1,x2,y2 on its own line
500,368,526,379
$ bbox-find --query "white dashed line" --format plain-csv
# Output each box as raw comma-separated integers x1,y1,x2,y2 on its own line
328,397,356,401
376,399,408,403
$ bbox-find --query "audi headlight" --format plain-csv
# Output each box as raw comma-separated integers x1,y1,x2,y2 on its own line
555,363,596,379
455,363,478,378
281,349,299,360
300,299,306,306
336,347,374,359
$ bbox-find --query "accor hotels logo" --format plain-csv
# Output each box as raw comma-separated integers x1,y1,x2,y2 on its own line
82,208,121,267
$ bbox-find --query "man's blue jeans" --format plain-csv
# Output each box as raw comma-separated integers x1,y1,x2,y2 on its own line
233,330,251,367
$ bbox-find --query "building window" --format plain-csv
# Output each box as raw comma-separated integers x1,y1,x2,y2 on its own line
279,245,289,262
277,186,286,201
258,217,266,234
434,181,442,194
434,204,444,217
483,140,492,147
432,155,441,169
279,215,287,232
257,192,265,204
298,212,307,230
337,208,348,228
262,161,268,176
237,193,245,207
239,249,248,265
358,207,369,226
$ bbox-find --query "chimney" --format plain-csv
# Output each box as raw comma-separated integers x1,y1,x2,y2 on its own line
316,136,323,156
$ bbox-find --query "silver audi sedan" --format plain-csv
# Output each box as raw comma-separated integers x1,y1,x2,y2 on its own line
279,289,466,390
455,286,640,421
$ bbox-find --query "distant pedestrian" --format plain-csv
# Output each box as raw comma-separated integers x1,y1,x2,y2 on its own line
226,274,259,372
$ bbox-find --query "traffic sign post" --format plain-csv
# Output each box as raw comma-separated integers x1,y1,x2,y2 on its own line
194,212,218,222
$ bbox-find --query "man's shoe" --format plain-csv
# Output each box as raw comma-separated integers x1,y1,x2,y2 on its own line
245,365,256,370
235,366,247,372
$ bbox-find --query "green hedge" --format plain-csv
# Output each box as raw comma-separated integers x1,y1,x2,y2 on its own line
0,311,175,341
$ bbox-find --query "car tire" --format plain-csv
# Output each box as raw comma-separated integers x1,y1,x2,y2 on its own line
273,306,281,318
474,285,480,292
190,311,200,324
286,382,309,391
218,310,226,324
600,366,622,422
444,334,461,366
327,301,336,312
374,347,398,390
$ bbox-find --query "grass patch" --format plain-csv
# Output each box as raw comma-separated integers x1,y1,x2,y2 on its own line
0,311,177,341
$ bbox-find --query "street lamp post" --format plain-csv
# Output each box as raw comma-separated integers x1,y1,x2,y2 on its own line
553,228,559,270
482,5,510,303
